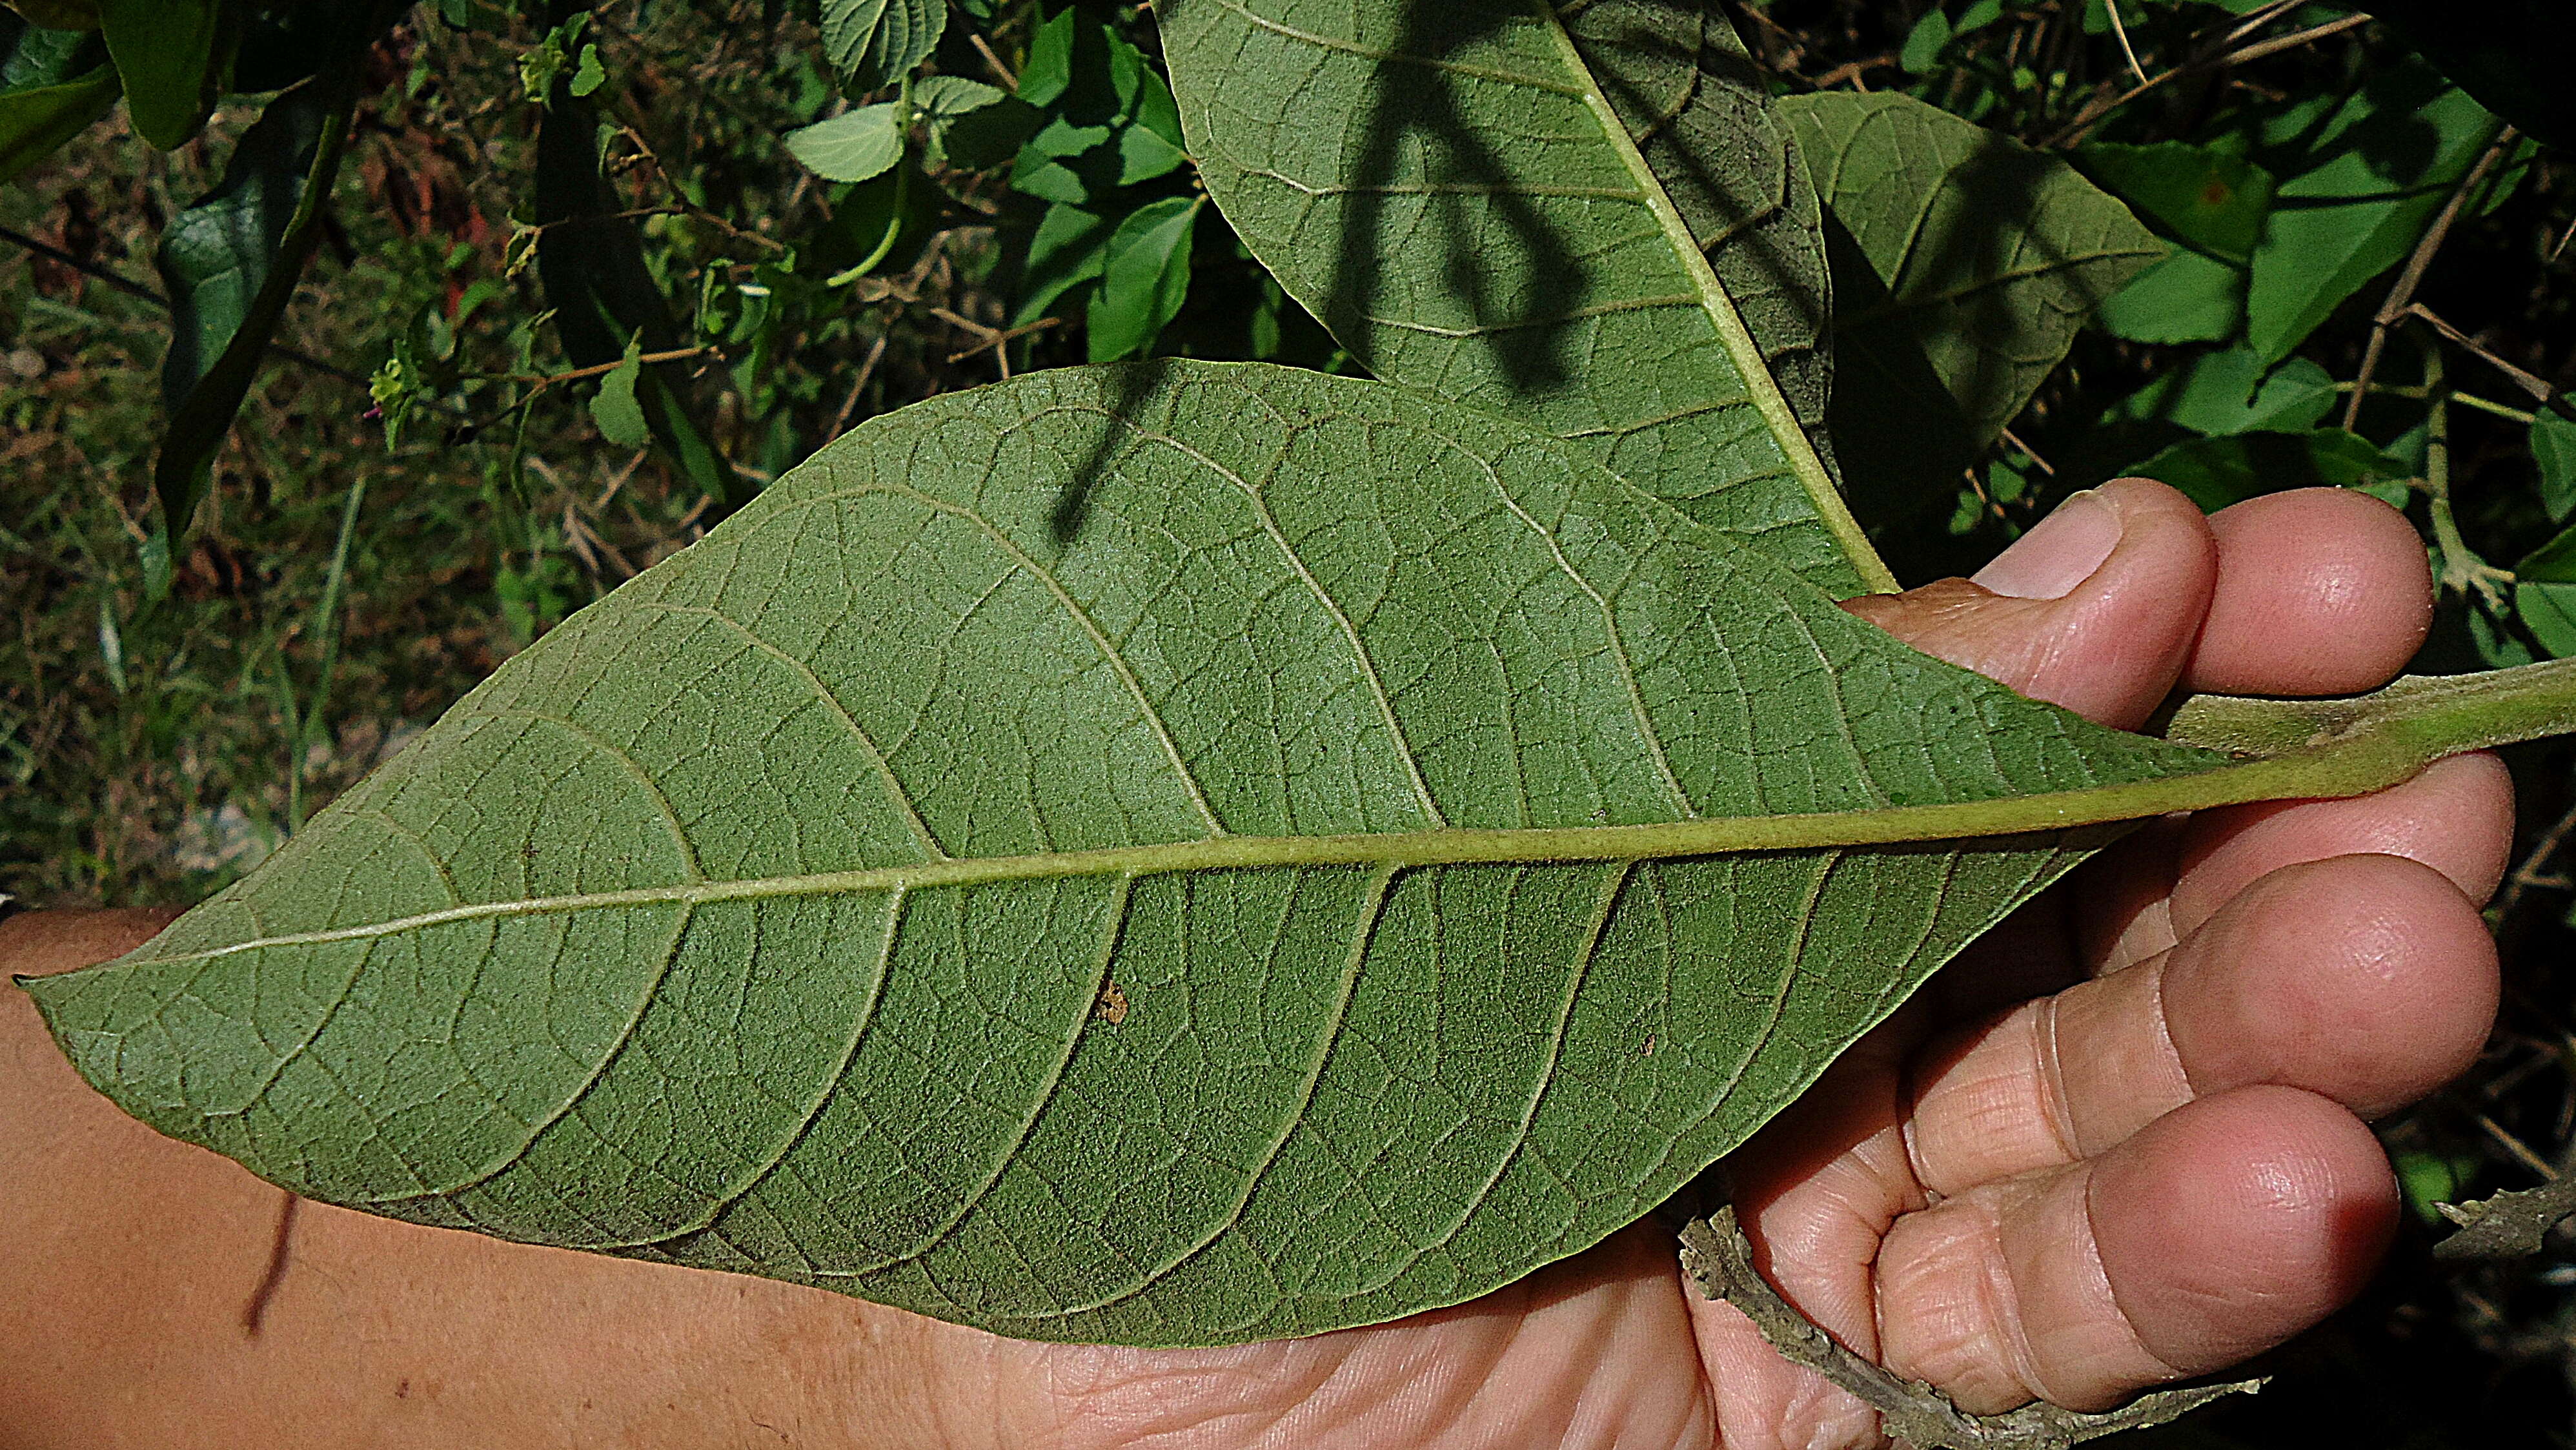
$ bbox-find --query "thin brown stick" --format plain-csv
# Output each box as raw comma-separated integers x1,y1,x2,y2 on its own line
2410,304,2556,403
2044,8,2369,147
512,345,715,394
826,334,891,442
966,27,1018,90
2345,127,2520,430
1998,424,2056,476
2497,799,2576,922
0,224,382,393
609,125,790,256
2100,0,2148,84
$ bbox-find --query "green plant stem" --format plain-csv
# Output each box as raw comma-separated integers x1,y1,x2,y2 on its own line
105,659,2576,969
2417,340,2514,606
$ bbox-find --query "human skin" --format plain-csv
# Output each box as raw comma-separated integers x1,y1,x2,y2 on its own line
0,480,2510,1449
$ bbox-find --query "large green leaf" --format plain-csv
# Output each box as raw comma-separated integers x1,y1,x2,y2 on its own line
2245,63,2502,365
153,82,352,533
1155,0,1891,597
94,0,223,150
31,360,2250,1347
1778,93,2164,518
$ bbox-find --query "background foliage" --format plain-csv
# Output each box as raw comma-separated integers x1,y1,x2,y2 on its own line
5,0,2576,1437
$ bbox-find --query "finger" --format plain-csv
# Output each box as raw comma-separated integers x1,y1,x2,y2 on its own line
1902,854,2497,1196
1873,1086,2393,1414
2074,751,2515,973
2189,488,2433,697
1843,478,2216,730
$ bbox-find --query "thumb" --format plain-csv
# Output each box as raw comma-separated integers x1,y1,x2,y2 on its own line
1840,478,2218,731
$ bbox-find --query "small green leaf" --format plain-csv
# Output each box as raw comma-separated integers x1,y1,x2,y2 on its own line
591,338,650,448
569,43,604,99
784,102,905,183
2246,63,2502,364
1015,5,1074,106
1085,194,1199,361
2531,409,2576,524
913,74,1024,169
821,0,944,94
2132,428,2410,512
914,73,1002,119
2517,522,2576,657
1898,8,1951,74
94,0,221,149
518,13,589,105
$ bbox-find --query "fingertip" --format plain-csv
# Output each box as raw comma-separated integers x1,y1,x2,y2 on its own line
2163,854,2500,1119
2174,752,2517,932
1846,479,2216,730
2194,489,2432,697
2089,1086,2395,1376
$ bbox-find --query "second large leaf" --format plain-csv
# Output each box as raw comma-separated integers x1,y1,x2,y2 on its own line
30,362,2224,1347
1156,0,1889,596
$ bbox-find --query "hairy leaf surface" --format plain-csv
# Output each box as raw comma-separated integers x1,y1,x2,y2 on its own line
29,362,2230,1346
1778,93,2163,519
1156,0,1888,596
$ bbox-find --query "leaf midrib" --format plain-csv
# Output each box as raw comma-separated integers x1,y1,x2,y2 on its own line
86,730,2446,974
1530,1,1898,595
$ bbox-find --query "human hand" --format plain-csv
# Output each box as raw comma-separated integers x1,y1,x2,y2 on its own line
0,481,2504,1449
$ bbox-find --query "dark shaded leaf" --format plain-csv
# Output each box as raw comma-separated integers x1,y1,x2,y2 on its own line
1781,92,2163,520
0,23,115,185
95,0,225,149
2531,409,2576,524
2132,428,2409,511
153,84,351,532
2360,0,2576,152
2074,142,2274,261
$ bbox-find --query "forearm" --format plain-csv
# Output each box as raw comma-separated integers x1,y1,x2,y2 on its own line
1,910,1001,1450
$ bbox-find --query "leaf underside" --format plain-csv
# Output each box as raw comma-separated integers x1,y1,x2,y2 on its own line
1157,0,1883,597
1777,92,2165,514
30,362,2226,1346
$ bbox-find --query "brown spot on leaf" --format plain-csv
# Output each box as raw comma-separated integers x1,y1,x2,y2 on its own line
1095,984,1130,1025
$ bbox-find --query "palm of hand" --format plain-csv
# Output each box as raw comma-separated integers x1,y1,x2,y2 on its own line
988,482,2508,1450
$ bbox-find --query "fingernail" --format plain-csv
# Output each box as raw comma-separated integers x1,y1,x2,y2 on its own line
1973,491,2121,600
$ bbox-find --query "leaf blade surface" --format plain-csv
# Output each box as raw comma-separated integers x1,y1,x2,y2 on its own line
1155,0,1889,595
29,362,2227,1346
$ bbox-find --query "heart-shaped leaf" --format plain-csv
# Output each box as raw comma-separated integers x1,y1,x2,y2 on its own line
30,361,2255,1347
1155,0,1889,597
